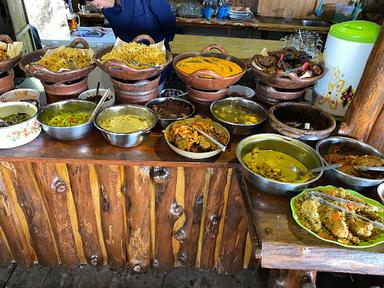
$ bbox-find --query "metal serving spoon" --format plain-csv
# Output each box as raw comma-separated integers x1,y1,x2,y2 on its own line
353,166,384,172
0,118,10,127
290,163,342,178
194,127,227,152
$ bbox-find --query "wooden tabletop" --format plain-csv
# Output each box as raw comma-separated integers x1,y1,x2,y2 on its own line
244,180,384,276
171,35,281,59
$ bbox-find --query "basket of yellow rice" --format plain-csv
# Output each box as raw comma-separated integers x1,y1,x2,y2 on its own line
173,44,247,91
19,38,96,82
95,34,172,81
0,34,23,73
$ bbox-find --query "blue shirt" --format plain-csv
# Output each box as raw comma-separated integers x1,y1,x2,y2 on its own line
103,0,176,51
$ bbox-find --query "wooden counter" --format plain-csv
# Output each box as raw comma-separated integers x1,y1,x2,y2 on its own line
0,127,251,273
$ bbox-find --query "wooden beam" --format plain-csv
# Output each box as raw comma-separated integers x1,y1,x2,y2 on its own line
339,26,384,144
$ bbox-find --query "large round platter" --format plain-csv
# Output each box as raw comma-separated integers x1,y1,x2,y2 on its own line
164,118,230,160
0,34,22,73
173,44,247,91
19,38,96,82
95,34,172,81
291,185,384,248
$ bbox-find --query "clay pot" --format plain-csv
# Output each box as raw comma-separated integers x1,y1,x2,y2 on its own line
173,44,247,91
187,86,227,103
269,102,336,141
0,70,14,95
0,35,22,74
112,75,160,104
256,81,306,100
251,56,325,90
19,38,96,83
43,77,88,104
96,34,172,81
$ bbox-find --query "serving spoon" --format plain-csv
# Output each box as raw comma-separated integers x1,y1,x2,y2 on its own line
290,163,342,178
194,127,227,152
89,89,110,121
353,166,384,172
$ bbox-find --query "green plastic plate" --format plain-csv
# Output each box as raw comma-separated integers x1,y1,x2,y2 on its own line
291,185,384,248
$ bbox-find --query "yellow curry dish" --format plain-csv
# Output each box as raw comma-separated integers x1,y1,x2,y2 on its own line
98,114,150,133
176,56,243,78
242,147,313,183
213,103,262,125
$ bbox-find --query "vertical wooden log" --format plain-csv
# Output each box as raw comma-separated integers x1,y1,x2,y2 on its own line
33,162,79,267
10,162,59,267
95,164,126,270
67,164,104,267
367,106,384,151
0,162,36,267
216,170,248,274
125,166,152,272
198,168,228,270
154,167,177,271
0,226,13,266
243,232,252,269
339,26,384,141
172,167,186,267
176,167,206,268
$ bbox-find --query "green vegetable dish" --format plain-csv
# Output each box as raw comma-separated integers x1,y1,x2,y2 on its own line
43,111,91,127
291,186,384,248
0,113,31,127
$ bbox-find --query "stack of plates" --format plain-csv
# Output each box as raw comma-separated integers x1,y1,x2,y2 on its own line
229,7,253,21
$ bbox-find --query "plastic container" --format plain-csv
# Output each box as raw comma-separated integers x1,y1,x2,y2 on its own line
314,20,380,117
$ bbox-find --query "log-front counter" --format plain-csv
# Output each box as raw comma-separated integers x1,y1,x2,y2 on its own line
0,129,252,273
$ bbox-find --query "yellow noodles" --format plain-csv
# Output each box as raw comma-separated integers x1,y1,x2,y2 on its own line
100,42,166,68
33,47,93,72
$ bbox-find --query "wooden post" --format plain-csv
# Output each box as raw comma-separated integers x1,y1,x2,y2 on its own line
338,25,384,146
367,106,384,150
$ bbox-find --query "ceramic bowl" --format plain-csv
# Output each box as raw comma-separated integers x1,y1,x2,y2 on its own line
164,118,230,159
78,88,115,110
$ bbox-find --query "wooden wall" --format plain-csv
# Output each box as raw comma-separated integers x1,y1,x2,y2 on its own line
0,161,251,273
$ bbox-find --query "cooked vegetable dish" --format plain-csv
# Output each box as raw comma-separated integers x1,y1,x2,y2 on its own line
167,116,228,152
324,146,384,179
98,114,149,133
294,186,384,245
176,56,242,77
253,48,322,77
151,99,192,119
33,47,93,72
101,42,166,68
43,111,91,127
213,104,262,124
242,148,312,183
0,112,31,127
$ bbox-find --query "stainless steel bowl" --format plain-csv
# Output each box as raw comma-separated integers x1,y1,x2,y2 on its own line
94,104,157,147
37,100,96,141
236,133,323,195
316,136,384,188
210,97,267,135
145,97,195,128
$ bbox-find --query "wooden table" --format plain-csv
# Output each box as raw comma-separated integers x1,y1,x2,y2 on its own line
241,178,384,286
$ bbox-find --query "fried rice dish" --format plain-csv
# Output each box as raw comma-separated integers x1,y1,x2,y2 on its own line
0,47,7,62
100,42,166,69
33,47,93,72
294,186,384,245
167,116,228,153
